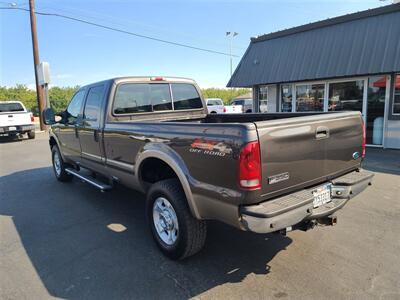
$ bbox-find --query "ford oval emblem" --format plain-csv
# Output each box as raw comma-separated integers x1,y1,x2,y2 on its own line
352,151,361,160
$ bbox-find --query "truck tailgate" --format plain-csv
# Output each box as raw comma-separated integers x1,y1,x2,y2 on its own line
0,112,31,126
255,112,364,198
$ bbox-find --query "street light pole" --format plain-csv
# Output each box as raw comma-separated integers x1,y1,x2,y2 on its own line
28,0,46,130
226,31,238,78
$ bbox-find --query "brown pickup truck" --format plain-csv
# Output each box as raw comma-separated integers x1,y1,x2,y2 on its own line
43,76,373,259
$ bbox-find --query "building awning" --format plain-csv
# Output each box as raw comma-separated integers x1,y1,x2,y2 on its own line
228,4,400,87
373,76,400,88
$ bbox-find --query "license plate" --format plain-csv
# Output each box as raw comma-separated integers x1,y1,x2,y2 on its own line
8,126,17,131
312,184,332,208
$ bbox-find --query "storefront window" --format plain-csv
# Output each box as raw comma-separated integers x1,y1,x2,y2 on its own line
328,80,364,112
259,86,268,113
393,74,400,115
367,76,386,145
281,84,292,112
296,84,324,112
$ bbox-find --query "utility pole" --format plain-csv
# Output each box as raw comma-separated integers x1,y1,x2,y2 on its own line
226,31,238,100
28,0,46,130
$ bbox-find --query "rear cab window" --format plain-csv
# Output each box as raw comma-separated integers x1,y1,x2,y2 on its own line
0,102,25,112
113,82,202,115
207,99,223,106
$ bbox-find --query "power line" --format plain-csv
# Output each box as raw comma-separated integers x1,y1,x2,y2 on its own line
0,6,239,57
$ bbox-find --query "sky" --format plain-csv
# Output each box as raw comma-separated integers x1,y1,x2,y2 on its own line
0,0,389,89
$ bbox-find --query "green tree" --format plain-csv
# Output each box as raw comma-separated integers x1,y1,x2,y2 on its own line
201,88,251,104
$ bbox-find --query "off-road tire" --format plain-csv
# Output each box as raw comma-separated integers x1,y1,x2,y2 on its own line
28,130,35,139
51,146,73,182
146,179,207,260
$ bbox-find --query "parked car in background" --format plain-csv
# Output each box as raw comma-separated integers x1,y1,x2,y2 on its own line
206,98,224,114
223,102,242,113
0,101,35,139
230,98,253,113
43,76,373,260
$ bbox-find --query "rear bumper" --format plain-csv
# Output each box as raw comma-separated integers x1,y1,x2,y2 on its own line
240,169,374,233
0,124,35,134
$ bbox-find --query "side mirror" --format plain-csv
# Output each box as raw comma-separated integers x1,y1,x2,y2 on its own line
43,108,56,125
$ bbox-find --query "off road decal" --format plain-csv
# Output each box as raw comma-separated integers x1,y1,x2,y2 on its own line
190,139,232,157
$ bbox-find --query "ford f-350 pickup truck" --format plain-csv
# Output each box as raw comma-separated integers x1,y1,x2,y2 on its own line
43,76,373,259
0,101,35,139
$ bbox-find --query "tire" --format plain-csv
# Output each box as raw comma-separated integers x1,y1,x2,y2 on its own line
28,130,35,139
146,179,207,260
51,146,73,182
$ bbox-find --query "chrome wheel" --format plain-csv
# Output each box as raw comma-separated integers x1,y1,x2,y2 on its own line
153,197,179,245
53,151,62,176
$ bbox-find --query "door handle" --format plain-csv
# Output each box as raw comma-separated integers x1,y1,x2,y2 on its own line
94,129,99,142
74,124,79,138
316,126,329,139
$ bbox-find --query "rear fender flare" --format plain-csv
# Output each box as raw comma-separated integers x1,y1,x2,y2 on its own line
135,145,200,219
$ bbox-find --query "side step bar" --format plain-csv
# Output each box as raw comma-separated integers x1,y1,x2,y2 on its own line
65,168,112,192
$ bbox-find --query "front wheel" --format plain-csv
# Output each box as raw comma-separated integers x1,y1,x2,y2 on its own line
51,146,72,182
146,179,207,260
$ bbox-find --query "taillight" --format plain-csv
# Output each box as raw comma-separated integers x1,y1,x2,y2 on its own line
30,113,34,123
362,118,366,158
239,141,261,190
223,107,226,113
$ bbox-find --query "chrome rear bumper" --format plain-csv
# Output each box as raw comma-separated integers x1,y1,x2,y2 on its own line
240,169,374,233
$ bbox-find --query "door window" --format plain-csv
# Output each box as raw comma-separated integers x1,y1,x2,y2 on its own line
281,85,292,112
171,83,202,110
366,76,386,145
259,86,268,112
66,90,86,124
84,85,105,128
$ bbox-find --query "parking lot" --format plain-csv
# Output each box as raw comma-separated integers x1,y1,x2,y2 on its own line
0,132,399,300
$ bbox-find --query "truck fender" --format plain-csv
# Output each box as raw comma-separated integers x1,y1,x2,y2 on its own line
135,146,201,219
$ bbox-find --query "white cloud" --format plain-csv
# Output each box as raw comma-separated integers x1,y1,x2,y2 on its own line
55,74,73,79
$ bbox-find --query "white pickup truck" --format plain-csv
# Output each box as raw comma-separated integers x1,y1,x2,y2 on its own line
0,101,36,139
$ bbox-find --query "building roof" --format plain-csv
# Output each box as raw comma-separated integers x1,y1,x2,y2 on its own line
228,3,400,87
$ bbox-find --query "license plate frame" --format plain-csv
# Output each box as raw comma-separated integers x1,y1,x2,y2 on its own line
8,126,17,131
312,184,332,208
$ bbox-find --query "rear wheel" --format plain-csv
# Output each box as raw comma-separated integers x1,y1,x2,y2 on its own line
28,130,35,139
146,179,207,260
51,146,72,182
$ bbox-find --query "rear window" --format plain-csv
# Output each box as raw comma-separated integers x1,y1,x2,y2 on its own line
0,102,25,112
171,83,202,110
207,99,223,106
113,83,201,114
232,100,244,106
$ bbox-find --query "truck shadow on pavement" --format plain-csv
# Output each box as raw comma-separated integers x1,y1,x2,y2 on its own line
0,135,29,144
0,167,292,299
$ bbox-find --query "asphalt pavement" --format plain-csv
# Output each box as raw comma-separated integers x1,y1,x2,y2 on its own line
0,133,399,300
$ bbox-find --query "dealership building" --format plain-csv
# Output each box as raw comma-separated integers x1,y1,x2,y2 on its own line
228,3,400,149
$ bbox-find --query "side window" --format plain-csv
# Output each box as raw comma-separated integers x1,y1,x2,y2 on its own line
113,84,152,114
84,85,105,127
150,84,172,111
171,83,202,110
66,90,85,124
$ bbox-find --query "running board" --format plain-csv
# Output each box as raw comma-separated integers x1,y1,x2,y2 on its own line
65,168,112,192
